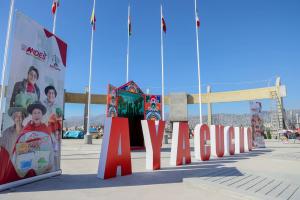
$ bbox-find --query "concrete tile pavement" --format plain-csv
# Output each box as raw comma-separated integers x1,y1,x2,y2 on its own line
0,139,299,200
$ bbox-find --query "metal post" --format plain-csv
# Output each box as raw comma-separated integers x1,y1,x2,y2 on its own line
160,4,165,121
83,86,88,134
296,113,299,129
194,0,203,125
0,0,15,134
85,0,96,145
126,5,130,82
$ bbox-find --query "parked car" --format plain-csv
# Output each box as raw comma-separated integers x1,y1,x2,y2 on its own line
63,130,84,139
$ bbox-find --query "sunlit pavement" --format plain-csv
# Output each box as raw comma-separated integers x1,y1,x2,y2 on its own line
1,139,300,200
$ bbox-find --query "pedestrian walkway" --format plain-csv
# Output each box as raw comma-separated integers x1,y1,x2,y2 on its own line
1,139,299,200
184,168,300,200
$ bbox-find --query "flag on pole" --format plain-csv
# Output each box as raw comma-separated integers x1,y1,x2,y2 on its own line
90,8,96,31
126,5,131,82
51,0,60,15
161,15,167,33
128,12,132,36
196,9,200,28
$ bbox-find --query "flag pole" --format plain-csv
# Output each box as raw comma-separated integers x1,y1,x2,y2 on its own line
126,5,130,83
194,0,202,124
86,0,96,143
160,4,165,121
0,0,15,134
52,4,57,34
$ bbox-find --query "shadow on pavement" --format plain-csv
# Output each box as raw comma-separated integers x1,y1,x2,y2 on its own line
2,166,240,193
0,148,271,193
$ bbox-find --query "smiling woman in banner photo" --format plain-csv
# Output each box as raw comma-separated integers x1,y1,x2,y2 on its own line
0,105,28,157
10,66,41,109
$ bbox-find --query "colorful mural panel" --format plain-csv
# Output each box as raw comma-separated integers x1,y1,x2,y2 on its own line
118,81,143,94
117,91,144,117
144,95,162,121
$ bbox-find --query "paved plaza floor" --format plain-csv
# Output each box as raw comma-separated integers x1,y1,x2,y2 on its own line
1,139,300,200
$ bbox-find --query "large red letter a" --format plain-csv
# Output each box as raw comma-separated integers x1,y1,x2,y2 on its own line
97,117,132,179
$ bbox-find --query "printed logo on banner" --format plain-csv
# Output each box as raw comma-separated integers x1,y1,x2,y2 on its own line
21,44,47,61
21,44,62,71
49,55,61,71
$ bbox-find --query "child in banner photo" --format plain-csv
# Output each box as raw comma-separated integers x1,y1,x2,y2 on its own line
43,85,62,120
10,66,41,109
12,101,55,177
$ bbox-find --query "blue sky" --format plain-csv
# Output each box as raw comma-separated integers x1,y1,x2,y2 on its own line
0,0,299,118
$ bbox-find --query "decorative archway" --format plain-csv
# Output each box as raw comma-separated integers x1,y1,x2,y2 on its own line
106,81,162,148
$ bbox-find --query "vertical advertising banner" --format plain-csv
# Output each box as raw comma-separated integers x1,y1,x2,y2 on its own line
0,12,67,185
106,84,118,117
250,101,265,148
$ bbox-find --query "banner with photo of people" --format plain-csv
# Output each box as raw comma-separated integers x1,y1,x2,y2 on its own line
106,84,118,117
250,101,265,148
0,12,67,185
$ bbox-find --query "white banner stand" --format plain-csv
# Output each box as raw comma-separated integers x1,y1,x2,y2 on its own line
0,170,61,191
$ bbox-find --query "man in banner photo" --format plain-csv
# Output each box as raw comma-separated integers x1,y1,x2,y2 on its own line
0,11,67,184
10,66,41,108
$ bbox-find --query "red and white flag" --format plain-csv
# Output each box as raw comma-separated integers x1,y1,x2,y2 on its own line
196,10,200,28
52,0,60,15
161,15,166,33
128,10,132,36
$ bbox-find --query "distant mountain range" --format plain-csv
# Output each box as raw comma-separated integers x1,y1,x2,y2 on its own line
189,109,300,129
64,109,300,129
64,115,106,128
